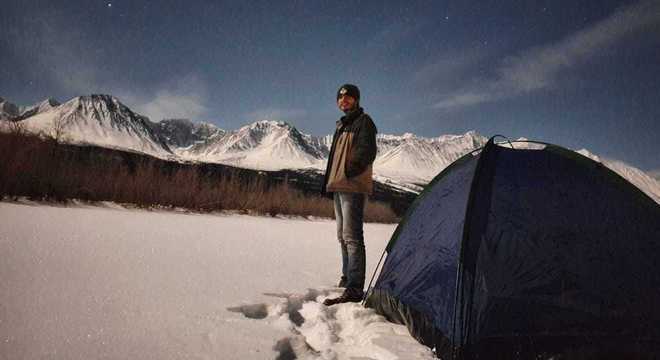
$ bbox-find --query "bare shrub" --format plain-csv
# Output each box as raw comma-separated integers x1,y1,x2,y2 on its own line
365,200,399,223
0,132,400,223
6,120,27,136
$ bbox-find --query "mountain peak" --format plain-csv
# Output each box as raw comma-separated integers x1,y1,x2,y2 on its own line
62,94,144,122
250,120,291,129
236,120,299,139
19,93,173,157
402,132,416,139
17,98,61,119
44,98,61,107
0,97,20,120
156,118,224,149
160,118,194,126
74,94,120,105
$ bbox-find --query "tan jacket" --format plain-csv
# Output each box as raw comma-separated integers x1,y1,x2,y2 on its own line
323,108,377,195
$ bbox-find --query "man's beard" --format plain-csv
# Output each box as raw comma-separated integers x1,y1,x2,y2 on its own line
342,104,358,114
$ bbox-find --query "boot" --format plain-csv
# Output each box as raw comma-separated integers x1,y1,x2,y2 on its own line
337,276,347,288
323,288,364,306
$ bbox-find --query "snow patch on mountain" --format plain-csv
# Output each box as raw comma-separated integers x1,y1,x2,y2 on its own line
649,170,660,182
374,130,487,184
18,98,61,119
577,149,660,203
20,95,173,158
154,118,225,151
178,120,327,171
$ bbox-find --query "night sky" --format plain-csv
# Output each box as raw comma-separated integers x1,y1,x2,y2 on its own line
2,0,659,171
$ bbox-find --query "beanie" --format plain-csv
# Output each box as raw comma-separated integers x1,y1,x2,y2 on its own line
336,84,360,101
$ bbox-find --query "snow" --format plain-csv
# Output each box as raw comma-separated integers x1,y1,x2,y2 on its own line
373,131,487,186
0,201,434,360
176,120,327,171
6,93,659,201
577,149,660,203
20,96,173,159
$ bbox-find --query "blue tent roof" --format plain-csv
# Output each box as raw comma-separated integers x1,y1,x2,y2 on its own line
365,138,660,359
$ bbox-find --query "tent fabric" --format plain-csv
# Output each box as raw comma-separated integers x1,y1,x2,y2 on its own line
368,152,479,351
365,138,660,359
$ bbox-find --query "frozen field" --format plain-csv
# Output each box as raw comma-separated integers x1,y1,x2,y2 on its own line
0,201,433,359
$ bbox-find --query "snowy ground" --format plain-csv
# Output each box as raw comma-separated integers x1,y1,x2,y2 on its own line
0,201,434,360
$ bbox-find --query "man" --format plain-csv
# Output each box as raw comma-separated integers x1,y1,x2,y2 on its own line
321,84,378,306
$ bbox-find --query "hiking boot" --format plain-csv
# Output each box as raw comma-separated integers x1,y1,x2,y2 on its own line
323,288,364,306
337,276,347,288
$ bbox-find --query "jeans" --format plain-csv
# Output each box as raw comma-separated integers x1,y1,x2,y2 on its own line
333,192,366,291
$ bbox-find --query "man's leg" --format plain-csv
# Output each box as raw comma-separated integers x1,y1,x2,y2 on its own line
340,242,348,287
334,193,348,287
340,192,366,293
324,192,366,306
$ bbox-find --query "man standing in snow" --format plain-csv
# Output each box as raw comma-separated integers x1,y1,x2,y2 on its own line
321,84,378,306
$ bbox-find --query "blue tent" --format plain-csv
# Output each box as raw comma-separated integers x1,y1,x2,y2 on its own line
365,137,660,359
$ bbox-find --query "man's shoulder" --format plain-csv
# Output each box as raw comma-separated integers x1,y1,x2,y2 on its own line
356,112,377,132
358,111,372,120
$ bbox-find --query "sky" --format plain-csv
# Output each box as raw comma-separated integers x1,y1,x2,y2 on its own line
1,0,659,171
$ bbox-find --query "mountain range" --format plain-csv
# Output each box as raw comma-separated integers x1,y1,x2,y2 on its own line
2,94,659,202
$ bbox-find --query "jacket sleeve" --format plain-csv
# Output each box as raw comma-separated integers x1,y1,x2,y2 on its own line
346,116,377,178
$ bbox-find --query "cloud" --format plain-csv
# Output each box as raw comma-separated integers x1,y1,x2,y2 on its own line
433,92,492,109
244,108,308,122
433,0,660,110
366,19,427,54
412,45,491,90
118,74,210,122
135,91,208,122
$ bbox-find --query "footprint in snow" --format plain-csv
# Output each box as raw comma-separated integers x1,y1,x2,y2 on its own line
227,288,435,360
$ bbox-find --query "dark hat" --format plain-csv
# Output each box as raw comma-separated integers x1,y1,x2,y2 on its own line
336,84,360,101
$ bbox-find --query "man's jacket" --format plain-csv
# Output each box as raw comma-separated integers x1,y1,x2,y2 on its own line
322,107,377,196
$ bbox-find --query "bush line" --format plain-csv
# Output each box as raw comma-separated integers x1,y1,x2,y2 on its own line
0,131,399,223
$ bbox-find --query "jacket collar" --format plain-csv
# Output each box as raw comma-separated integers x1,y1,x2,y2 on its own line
339,107,364,126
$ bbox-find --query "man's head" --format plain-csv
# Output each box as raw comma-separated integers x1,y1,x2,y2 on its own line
336,84,360,113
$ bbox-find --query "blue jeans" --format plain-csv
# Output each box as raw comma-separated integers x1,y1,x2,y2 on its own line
334,192,366,291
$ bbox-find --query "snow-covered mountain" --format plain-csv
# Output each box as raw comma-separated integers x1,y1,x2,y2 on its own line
18,95,173,158
374,131,487,184
0,97,61,121
3,94,660,202
18,98,61,119
153,118,225,149
0,97,20,120
576,149,660,204
165,119,485,183
176,120,328,171
649,170,660,182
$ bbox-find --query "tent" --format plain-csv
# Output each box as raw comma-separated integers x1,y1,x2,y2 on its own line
364,137,660,359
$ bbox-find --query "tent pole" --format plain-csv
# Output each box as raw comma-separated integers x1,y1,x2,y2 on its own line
362,249,387,305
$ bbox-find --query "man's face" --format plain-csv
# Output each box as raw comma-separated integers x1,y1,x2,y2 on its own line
337,94,357,112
